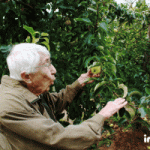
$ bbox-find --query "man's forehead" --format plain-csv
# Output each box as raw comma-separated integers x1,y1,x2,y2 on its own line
39,52,50,59
38,52,50,65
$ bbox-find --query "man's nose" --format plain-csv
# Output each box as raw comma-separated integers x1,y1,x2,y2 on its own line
50,65,56,74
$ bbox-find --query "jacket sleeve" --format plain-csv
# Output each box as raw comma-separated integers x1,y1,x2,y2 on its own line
48,80,83,114
1,110,104,150
0,132,12,150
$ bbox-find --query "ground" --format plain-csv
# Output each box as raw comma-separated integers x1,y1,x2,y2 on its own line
96,120,150,150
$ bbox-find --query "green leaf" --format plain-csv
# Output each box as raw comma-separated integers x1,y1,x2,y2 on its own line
145,86,150,95
113,112,118,117
23,25,35,36
41,37,49,43
78,1,88,7
114,78,124,82
83,77,97,84
94,81,107,96
32,32,40,43
84,33,94,45
118,83,128,98
118,118,127,126
91,0,96,5
84,56,100,68
104,124,115,134
140,96,147,105
59,5,75,10
87,7,97,13
99,56,107,61
0,45,12,53
48,9,53,19
105,62,116,76
26,36,31,43
32,37,40,43
111,64,116,74
129,91,142,97
33,31,40,38
85,57,93,68
56,0,63,4
124,109,131,120
138,107,147,118
98,22,108,33
74,18,92,24
98,139,112,147
105,55,116,64
41,41,50,51
145,95,150,100
41,32,49,37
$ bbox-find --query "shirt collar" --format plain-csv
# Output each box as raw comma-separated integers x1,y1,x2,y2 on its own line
1,75,39,103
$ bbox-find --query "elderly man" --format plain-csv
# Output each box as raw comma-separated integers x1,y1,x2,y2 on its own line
0,43,127,150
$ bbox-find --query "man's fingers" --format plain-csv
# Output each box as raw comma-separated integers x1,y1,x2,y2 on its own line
118,99,126,104
114,97,123,101
87,80,94,84
113,99,127,109
93,73,100,76
114,98,125,103
88,69,93,75
119,101,128,108
88,69,100,76
114,98,121,103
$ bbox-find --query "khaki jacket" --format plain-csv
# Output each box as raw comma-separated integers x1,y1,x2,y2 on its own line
0,75,104,150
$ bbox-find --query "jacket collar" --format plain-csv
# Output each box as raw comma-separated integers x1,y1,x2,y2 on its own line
1,75,38,103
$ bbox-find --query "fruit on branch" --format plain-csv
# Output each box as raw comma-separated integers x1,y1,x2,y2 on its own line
65,20,71,25
91,66,101,74
88,62,102,74
114,29,118,33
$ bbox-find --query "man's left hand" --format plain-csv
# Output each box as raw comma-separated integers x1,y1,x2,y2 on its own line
78,69,100,87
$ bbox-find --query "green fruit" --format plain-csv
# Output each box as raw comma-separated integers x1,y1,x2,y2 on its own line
97,46,104,50
65,20,71,25
110,123,114,127
91,66,101,74
114,29,118,33
88,62,101,74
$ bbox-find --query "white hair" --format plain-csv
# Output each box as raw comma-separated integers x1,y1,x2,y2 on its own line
6,43,50,81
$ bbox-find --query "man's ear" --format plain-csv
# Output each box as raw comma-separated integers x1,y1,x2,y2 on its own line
21,72,32,84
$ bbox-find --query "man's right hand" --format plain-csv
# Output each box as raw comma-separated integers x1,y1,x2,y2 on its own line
99,98,128,120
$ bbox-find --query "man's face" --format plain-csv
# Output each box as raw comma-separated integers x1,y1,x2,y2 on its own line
29,52,56,93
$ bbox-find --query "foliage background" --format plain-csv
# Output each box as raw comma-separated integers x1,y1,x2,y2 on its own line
0,0,150,149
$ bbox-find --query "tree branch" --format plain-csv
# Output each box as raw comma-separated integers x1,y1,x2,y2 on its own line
15,0,33,9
